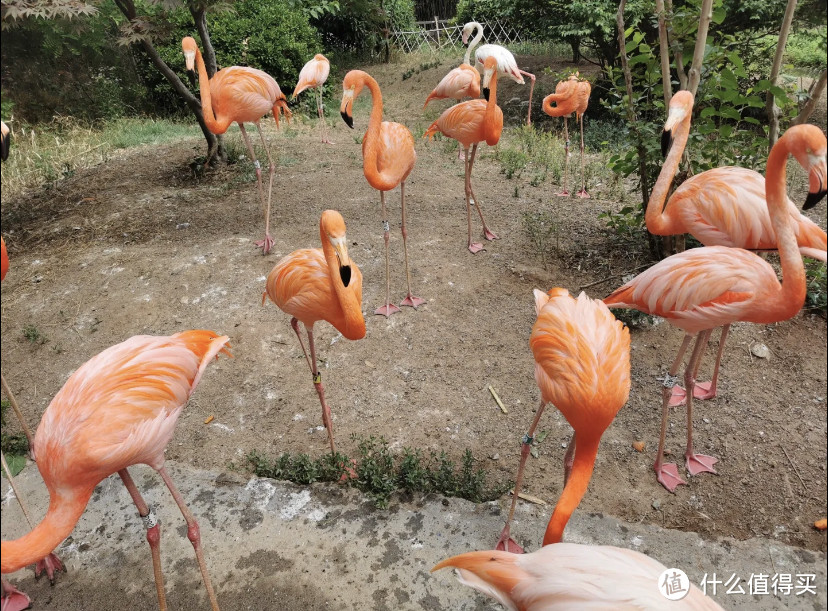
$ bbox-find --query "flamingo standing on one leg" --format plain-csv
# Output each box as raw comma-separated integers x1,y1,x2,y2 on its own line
182,36,292,255
264,210,365,455
496,288,630,553
647,90,828,406
425,57,502,254
604,124,827,492
432,543,724,610
340,70,425,316
1,331,231,611
466,21,536,126
293,54,333,144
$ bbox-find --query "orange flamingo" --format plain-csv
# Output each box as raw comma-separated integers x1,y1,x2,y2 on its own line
1,331,231,611
264,210,365,454
182,36,292,255
424,56,502,254
423,21,482,108
542,73,591,197
648,91,827,406
496,288,630,553
293,54,333,144
340,70,424,317
432,543,724,610
604,124,827,492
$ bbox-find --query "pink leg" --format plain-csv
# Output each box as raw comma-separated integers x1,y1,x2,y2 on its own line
684,331,719,476
119,469,167,611
318,88,333,144
238,124,273,254
463,147,484,254
1,579,31,611
654,334,694,492
576,114,589,198
467,144,498,241
375,191,401,317
496,400,548,554
254,121,276,255
694,325,729,399
518,69,536,125
1,372,35,458
398,181,425,309
157,466,220,611
305,327,338,455
556,118,570,197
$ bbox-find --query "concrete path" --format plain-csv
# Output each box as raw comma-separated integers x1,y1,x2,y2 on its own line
2,461,825,610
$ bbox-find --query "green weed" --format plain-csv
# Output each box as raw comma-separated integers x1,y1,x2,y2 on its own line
805,261,827,315
0,399,30,468
522,210,560,269
22,324,47,345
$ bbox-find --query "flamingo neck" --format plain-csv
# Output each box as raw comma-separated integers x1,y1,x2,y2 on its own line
542,434,600,545
320,226,364,340
463,23,484,65
360,75,398,191
646,111,692,235
483,71,499,143
193,47,230,134
1,486,93,574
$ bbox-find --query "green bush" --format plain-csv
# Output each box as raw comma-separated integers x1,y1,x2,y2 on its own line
785,28,828,72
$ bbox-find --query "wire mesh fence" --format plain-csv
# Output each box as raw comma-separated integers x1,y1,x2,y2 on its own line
390,18,524,55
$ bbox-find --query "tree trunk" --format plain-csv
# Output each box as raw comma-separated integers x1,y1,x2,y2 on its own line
792,69,828,126
189,5,225,162
655,0,673,107
765,0,798,146
686,0,713,96
664,0,687,90
569,38,581,63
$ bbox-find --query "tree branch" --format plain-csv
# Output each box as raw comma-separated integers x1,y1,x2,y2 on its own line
765,0,798,145
792,69,828,126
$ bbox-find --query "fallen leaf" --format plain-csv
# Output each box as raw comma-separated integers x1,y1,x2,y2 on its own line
632,440,646,452
815,518,827,531
204,415,214,425
5,454,26,477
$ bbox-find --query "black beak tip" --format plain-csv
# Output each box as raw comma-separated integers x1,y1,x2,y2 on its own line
803,188,827,211
483,88,490,102
340,111,354,129
661,130,672,158
0,135,9,163
339,265,352,287
186,69,196,88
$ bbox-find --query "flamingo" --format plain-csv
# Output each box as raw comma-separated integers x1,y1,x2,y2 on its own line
293,54,333,144
340,70,425,317
466,21,536,125
264,210,365,455
542,73,591,197
432,543,725,610
648,90,827,406
182,36,292,255
604,124,827,492
496,288,630,553
423,21,482,108
1,331,231,611
424,56,502,254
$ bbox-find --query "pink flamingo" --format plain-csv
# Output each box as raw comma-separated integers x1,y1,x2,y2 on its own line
182,36,292,254
542,73,591,197
293,54,333,144
423,21,482,108
648,90,827,405
1,331,231,610
604,125,827,491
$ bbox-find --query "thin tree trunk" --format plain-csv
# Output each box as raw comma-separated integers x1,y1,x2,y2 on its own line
686,0,713,96
792,69,828,126
655,0,673,106
190,5,226,161
664,0,687,90
766,0,798,145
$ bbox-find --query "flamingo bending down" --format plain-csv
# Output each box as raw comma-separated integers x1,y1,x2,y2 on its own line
264,210,366,454
423,21,482,108
182,36,292,255
542,74,591,197
466,21,536,125
1,331,231,611
425,56,502,254
604,125,827,492
648,90,828,405
293,54,333,144
432,543,725,610
496,288,630,553
340,70,424,317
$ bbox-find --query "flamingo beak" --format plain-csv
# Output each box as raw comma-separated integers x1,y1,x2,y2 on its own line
186,69,196,89
662,105,684,157
331,236,352,286
0,132,9,162
661,130,673,158
482,67,495,101
803,157,827,210
340,88,354,129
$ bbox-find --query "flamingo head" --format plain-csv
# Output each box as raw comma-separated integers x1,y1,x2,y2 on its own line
273,93,292,128
0,121,9,163
481,56,498,101
321,210,353,287
340,71,366,129
788,125,827,210
662,90,694,157
462,22,477,45
181,37,198,86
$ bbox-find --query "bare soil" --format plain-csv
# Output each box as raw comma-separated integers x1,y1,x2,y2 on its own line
2,55,826,556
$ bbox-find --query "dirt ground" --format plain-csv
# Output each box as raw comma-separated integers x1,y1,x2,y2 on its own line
2,53,826,563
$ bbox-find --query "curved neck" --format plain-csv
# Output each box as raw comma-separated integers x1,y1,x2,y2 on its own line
320,225,364,340
1,486,93,574
646,111,692,234
542,434,600,545
193,47,229,134
483,70,499,142
463,23,484,65
360,76,398,191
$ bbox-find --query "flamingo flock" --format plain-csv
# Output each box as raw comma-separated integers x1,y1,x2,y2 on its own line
1,22,826,611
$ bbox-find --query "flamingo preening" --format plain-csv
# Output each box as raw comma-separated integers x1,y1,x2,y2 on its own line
542,73,591,197
1,331,231,611
293,54,333,144
605,124,827,492
182,36,292,255
340,70,425,316
264,210,365,455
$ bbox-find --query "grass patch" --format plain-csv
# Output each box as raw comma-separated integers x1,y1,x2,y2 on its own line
247,435,509,509
805,260,827,315
522,210,560,269
1,399,30,474
22,324,47,345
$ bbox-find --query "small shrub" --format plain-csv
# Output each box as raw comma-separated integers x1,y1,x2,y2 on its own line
805,261,827,315
0,399,30,461
523,210,559,269
22,324,47,345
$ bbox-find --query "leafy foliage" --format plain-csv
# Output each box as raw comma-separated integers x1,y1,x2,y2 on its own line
0,400,30,468
805,261,827,315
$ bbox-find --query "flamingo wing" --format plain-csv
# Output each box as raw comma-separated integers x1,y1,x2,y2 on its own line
424,64,481,107
293,56,330,98
475,44,523,84
211,67,281,123
425,99,487,148
373,121,416,185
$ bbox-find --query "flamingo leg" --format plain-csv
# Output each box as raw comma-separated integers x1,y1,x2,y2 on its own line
654,333,693,492
518,69,536,125
290,317,315,374
576,113,589,198
118,469,167,611
1,578,31,611
305,325,338,455
684,331,719,476
238,124,272,254
1,372,35,457
463,146,483,254
317,88,333,145
495,399,547,554
467,144,498,242
556,117,570,197
254,120,276,255
156,466,220,611
375,191,401,317
398,181,425,309
693,324,729,400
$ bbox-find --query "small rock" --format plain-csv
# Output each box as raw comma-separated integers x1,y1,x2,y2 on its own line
652,499,661,510
490,453,499,461
176,222,190,230
751,343,770,359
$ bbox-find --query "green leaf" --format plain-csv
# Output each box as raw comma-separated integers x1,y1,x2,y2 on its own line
6,454,26,477
700,106,718,118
